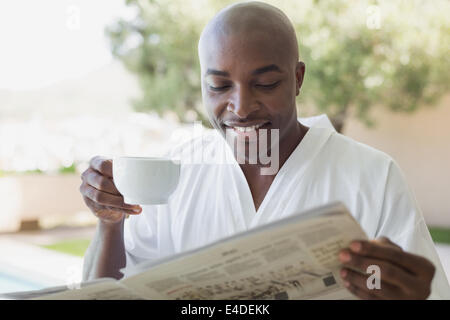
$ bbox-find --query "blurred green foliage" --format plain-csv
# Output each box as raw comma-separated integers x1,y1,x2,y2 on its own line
107,0,450,132
58,163,77,174
429,227,450,245
0,168,44,176
42,239,91,257
0,164,77,175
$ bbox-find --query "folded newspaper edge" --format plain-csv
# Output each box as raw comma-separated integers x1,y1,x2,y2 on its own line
0,278,113,300
2,201,368,300
121,201,356,277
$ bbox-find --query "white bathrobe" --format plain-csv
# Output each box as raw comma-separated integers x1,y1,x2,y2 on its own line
123,115,450,299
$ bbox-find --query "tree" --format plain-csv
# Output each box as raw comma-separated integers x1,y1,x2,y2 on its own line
292,0,450,132
106,0,214,123
107,0,450,132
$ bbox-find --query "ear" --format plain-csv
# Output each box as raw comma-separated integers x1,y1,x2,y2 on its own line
295,61,306,96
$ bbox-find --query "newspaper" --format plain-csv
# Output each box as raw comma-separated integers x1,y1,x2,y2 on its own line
19,202,366,300
0,278,127,300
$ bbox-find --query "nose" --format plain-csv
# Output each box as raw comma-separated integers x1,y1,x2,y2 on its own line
227,85,260,119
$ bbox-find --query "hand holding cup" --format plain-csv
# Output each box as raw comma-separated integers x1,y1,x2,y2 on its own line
80,156,142,224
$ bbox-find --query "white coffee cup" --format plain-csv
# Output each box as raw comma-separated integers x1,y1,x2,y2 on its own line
112,156,180,205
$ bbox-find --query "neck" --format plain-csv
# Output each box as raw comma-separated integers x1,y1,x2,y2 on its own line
239,119,308,177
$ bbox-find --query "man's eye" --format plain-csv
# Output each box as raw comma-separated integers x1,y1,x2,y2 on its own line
256,81,280,89
209,85,231,91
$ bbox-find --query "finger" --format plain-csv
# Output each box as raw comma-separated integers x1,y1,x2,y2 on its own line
347,240,432,275
82,168,120,195
342,279,380,300
80,182,141,212
82,196,140,224
339,249,418,289
90,156,113,178
82,196,140,215
340,268,404,300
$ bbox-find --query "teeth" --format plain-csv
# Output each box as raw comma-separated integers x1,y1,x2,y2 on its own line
233,123,265,132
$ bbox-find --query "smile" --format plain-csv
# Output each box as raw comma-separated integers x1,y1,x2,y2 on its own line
223,121,270,134
232,123,266,132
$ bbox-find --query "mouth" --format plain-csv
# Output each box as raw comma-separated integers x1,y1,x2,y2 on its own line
223,121,271,134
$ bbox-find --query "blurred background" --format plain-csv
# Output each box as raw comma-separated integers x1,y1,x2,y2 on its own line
0,0,449,293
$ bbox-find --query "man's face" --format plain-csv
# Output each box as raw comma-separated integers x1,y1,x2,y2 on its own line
200,31,304,149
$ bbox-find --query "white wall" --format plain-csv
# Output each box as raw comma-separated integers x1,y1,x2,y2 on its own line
344,95,450,227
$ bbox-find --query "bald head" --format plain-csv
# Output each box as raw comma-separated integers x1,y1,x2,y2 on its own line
199,1,306,147
198,1,299,70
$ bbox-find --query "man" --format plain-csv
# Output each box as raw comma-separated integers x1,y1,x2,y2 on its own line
80,2,450,299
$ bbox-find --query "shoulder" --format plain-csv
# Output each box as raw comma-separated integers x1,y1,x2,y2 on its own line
311,128,417,239
298,115,394,171
322,128,394,171
310,127,399,207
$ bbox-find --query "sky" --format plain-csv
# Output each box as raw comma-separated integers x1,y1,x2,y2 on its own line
0,0,135,91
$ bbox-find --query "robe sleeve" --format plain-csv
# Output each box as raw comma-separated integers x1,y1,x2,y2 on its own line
123,204,161,269
375,160,450,299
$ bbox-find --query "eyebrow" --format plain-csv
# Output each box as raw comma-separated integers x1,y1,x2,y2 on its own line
205,69,230,77
205,64,283,77
251,64,283,75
